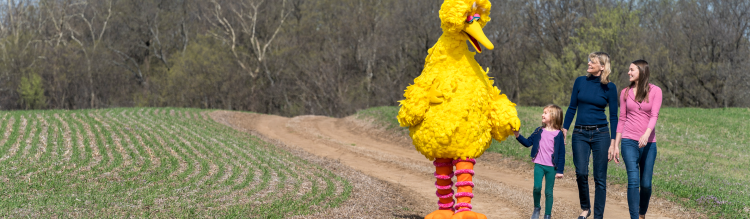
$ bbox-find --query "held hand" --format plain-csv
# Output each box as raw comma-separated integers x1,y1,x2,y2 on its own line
608,145,620,163
562,128,568,145
639,133,649,148
555,173,563,179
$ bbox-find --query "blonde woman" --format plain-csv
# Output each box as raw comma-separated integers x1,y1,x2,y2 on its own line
561,52,619,219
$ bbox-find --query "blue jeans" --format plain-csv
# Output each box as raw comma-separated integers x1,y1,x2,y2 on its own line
621,139,657,219
572,127,610,219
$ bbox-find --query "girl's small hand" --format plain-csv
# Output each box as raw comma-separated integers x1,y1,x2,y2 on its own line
555,173,563,179
639,133,649,148
513,131,519,138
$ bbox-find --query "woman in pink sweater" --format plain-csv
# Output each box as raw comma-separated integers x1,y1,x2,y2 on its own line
610,60,662,219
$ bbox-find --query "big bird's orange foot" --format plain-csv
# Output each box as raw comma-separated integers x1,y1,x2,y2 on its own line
451,211,487,219
425,210,454,219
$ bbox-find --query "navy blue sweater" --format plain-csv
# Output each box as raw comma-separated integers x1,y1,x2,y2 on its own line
516,127,566,174
562,75,619,139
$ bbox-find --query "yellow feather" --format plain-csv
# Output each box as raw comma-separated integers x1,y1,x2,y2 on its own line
397,0,519,160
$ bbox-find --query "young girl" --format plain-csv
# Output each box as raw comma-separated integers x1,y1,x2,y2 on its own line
514,104,566,219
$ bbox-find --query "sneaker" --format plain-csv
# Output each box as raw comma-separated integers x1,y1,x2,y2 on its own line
531,207,541,219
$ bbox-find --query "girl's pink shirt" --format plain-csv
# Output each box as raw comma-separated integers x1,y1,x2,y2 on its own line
533,129,559,167
616,84,662,142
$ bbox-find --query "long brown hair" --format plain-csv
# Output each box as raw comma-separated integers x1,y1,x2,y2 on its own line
588,52,612,84
542,104,563,130
629,60,650,103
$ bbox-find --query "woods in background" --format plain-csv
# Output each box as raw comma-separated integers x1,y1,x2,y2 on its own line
0,0,748,116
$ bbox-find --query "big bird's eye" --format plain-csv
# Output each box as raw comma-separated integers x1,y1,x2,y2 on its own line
466,14,480,24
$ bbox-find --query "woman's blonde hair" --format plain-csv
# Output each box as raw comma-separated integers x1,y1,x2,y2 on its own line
588,52,612,84
542,104,563,130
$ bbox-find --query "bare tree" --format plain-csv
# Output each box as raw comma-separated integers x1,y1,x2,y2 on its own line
208,0,290,86
66,0,113,108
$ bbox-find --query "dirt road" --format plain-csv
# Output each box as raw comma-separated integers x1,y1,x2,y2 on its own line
212,111,700,219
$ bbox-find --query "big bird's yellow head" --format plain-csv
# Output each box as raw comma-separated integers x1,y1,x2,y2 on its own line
439,0,493,53
397,0,521,161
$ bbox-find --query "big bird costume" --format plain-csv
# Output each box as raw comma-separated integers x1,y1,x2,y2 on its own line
397,0,520,218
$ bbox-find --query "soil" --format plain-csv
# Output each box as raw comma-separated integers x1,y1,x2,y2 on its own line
210,111,705,219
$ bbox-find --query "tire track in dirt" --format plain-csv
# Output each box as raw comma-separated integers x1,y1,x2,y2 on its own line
212,111,696,219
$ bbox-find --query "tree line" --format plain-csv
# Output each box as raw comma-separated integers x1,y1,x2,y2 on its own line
0,0,748,116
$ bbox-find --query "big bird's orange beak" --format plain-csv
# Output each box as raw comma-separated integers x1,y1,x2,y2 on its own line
464,21,494,53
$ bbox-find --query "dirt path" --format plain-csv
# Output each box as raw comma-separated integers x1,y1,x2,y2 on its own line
212,111,699,219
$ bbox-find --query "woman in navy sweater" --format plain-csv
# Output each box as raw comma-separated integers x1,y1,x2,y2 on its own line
562,52,619,219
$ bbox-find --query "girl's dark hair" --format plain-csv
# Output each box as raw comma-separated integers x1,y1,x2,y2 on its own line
629,60,650,103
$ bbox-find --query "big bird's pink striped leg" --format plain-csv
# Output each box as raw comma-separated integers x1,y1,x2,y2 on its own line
425,158,455,219
452,158,486,219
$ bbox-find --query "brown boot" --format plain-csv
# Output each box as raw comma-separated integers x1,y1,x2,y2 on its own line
639,215,645,219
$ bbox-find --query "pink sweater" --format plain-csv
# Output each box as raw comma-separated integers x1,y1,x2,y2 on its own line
616,84,662,142
533,129,559,167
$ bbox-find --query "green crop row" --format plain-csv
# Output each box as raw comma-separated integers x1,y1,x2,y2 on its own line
0,108,350,218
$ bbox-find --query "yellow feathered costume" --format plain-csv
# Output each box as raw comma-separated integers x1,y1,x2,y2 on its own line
398,0,520,160
397,0,520,218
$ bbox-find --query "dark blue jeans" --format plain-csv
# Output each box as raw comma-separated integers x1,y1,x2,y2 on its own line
572,127,610,219
621,139,657,219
